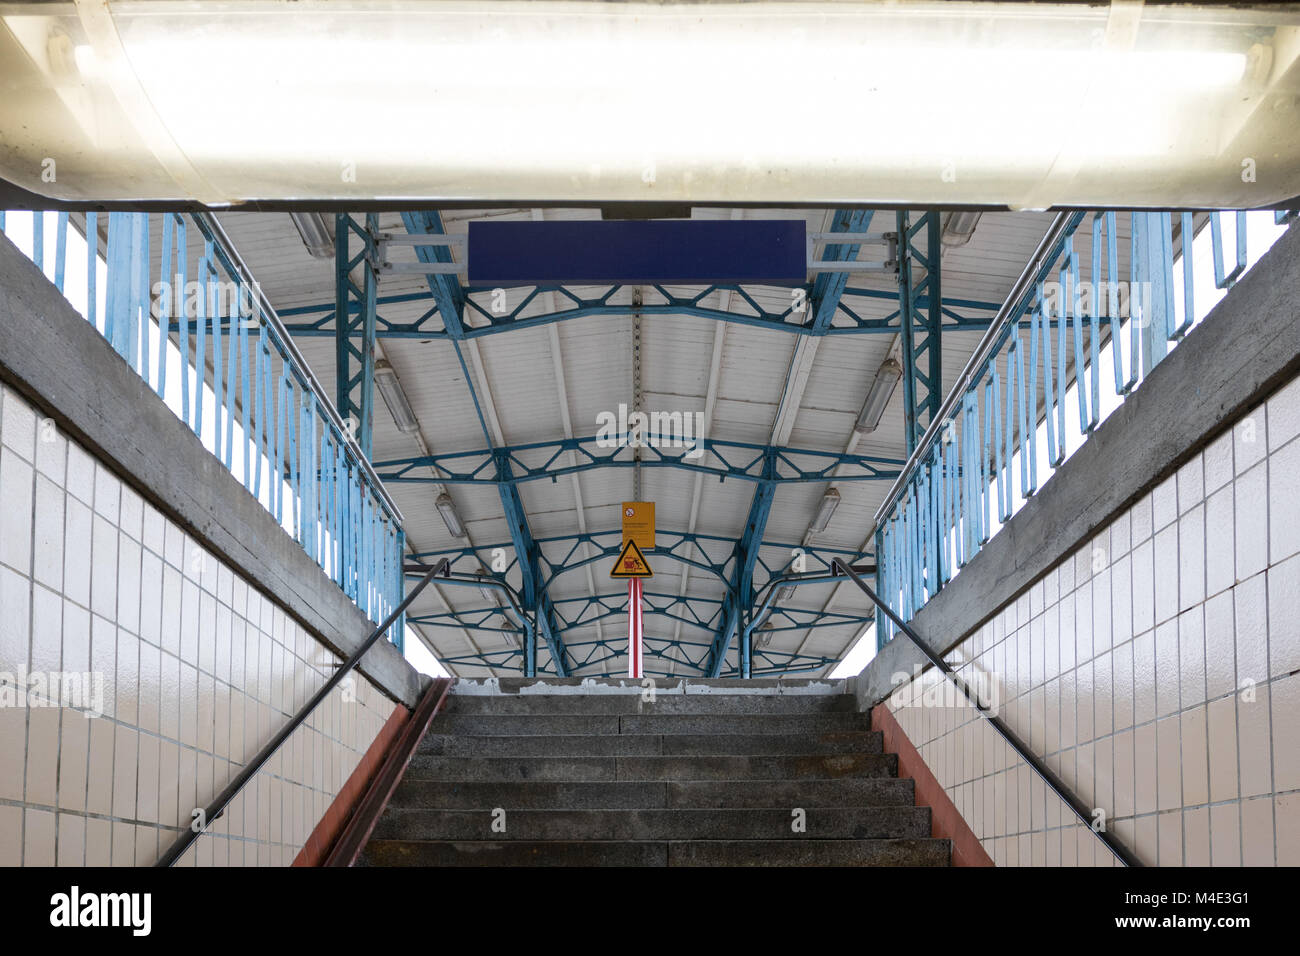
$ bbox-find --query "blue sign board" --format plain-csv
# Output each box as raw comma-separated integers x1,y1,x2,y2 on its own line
467,219,806,287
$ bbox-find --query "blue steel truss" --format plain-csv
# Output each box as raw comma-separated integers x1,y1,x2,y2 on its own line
409,527,871,598
281,282,999,340
404,527,874,677
440,633,838,679
373,434,905,487
315,208,969,679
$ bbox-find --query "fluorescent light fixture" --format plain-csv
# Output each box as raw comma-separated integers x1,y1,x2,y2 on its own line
775,585,796,605
373,359,421,434
0,3,1295,208
434,491,466,539
809,488,841,534
855,358,903,435
757,625,774,648
941,211,982,247
290,212,335,259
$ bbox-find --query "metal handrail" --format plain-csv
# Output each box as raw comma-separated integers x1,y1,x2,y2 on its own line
873,211,1082,525
830,558,1140,868
192,211,404,524
156,558,448,867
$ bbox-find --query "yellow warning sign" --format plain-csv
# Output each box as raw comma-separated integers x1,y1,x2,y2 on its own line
609,539,653,578
622,501,655,550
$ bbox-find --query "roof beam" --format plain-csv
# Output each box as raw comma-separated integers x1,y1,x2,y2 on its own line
810,209,876,334
398,211,466,336
278,283,999,339
374,434,905,486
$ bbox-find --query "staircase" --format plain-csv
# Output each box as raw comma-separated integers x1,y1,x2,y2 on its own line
357,680,951,866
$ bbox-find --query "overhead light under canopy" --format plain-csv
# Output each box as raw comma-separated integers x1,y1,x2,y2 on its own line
0,2,1297,208
809,488,841,534
435,491,466,539
289,212,335,259
856,358,903,435
374,359,421,435
941,211,983,247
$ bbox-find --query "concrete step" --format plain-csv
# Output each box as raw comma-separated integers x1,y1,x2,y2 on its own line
357,686,946,867
426,712,870,736
359,839,669,866
419,733,662,757
668,839,952,867
358,838,950,867
370,806,932,842
387,777,917,810
667,778,916,809
417,730,883,757
402,752,897,782
443,693,856,715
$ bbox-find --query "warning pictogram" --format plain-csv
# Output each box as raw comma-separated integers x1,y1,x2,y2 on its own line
609,539,653,578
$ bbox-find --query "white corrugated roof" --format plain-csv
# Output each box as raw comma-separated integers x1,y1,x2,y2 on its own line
215,206,1058,677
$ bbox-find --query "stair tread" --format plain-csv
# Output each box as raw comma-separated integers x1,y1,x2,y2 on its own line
371,806,932,841
417,730,883,757
357,692,947,867
387,778,918,809
358,838,951,867
402,752,898,782
427,713,872,735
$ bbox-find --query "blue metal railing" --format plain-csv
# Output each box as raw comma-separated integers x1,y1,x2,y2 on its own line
872,209,1293,644
1,210,406,642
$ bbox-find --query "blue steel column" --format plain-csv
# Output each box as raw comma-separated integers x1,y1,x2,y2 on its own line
896,210,943,454
497,456,568,676
334,213,380,456
706,476,776,678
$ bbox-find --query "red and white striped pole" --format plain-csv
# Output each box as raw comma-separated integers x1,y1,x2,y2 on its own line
627,576,643,678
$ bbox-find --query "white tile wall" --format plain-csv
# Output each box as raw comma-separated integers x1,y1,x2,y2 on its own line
886,373,1300,866
0,385,400,866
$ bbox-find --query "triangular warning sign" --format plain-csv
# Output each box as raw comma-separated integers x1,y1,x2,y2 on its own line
609,539,653,578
